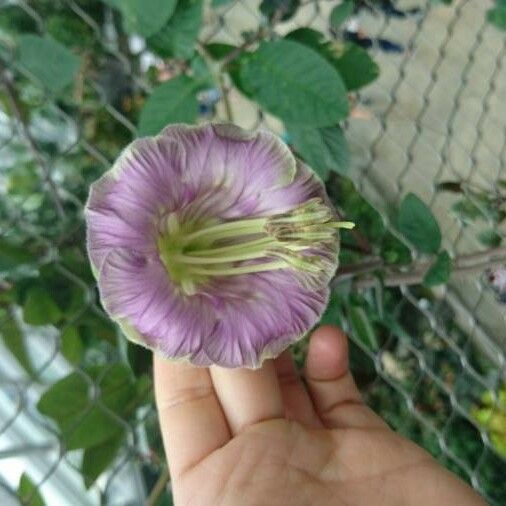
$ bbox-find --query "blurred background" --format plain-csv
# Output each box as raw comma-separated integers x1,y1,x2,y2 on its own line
0,0,505,504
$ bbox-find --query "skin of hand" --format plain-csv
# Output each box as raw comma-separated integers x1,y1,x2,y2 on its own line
154,326,485,506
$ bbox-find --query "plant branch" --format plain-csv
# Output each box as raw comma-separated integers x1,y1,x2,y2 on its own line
333,247,506,289
145,466,170,506
1,72,65,219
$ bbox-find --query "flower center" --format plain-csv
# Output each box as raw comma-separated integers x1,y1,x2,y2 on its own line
156,198,354,295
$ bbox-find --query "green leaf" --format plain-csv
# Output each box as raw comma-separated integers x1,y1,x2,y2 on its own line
17,35,80,93
423,251,452,287
239,39,348,127
330,0,354,30
331,43,380,91
477,229,502,248
487,7,506,30
23,286,62,326
212,0,233,6
320,291,344,326
205,43,236,60
138,76,201,136
0,313,35,376
0,239,36,272
397,193,441,254
37,364,136,450
81,433,124,489
260,0,300,22
148,0,203,59
104,0,177,37
286,29,379,91
18,473,45,506
60,326,84,365
288,125,349,178
348,305,379,351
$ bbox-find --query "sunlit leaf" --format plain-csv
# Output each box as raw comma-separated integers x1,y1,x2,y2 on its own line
239,39,348,126
18,473,45,506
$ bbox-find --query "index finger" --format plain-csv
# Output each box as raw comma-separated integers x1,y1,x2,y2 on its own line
153,355,231,479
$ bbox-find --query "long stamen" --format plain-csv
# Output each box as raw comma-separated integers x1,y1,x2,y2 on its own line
174,250,275,264
190,237,275,256
182,217,267,245
186,260,289,276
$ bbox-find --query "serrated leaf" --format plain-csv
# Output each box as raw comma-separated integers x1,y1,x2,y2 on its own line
23,286,62,326
288,124,349,178
138,76,201,136
348,305,379,351
423,250,452,287
17,35,80,93
397,193,441,254
37,364,136,450
104,0,177,37
239,39,348,127
148,0,203,60
330,0,354,29
60,325,84,365
0,239,36,272
82,433,124,489
487,6,506,30
18,473,45,506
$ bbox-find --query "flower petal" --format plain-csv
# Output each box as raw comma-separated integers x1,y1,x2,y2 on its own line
202,271,329,368
158,124,297,219
85,134,187,271
254,159,326,215
98,249,215,361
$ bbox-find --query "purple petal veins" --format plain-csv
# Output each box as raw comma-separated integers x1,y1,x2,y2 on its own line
85,123,351,368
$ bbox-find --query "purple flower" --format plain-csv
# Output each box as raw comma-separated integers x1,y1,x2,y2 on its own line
85,124,353,368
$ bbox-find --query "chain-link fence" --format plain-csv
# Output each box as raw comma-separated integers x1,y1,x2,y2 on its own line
0,0,505,505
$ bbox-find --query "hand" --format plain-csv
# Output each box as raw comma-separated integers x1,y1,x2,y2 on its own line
154,326,484,506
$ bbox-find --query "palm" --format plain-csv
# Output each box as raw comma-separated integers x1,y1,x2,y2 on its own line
155,327,483,506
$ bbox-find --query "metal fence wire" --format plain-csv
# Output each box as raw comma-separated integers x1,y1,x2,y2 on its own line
0,0,505,505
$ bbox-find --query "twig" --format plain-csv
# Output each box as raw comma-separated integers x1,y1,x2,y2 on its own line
220,31,264,68
145,466,170,506
1,72,65,219
332,248,506,290
218,72,233,122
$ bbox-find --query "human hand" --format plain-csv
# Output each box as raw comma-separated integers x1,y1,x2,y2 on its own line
154,326,485,506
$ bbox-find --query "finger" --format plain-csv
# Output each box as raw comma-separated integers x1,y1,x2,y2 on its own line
305,326,386,429
154,355,230,479
273,350,323,428
210,360,284,435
